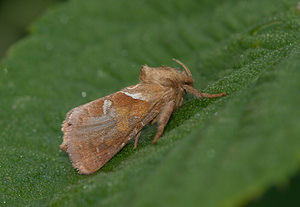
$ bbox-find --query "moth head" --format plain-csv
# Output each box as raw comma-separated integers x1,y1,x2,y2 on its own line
139,59,194,88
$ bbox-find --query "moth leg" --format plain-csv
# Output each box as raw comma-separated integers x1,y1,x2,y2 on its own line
133,131,141,150
183,85,227,99
152,101,175,144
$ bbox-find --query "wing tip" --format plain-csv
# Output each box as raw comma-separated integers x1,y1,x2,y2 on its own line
70,154,102,175
77,166,97,175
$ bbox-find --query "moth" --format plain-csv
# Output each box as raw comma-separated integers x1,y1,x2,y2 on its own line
60,59,226,174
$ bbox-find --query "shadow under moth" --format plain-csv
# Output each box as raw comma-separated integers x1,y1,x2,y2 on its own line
60,59,226,174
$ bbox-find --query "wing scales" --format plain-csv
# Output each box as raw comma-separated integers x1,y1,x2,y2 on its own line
61,84,169,174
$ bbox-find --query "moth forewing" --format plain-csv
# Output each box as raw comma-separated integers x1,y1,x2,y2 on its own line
60,59,226,174
61,84,169,174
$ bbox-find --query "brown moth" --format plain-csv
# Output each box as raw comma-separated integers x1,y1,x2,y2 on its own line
60,59,226,174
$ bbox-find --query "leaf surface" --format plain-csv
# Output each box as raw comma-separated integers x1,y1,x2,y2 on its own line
1,0,300,206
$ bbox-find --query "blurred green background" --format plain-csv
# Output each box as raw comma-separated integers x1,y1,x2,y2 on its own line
0,0,65,59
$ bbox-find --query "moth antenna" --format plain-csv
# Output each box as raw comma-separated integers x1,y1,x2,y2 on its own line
172,58,192,78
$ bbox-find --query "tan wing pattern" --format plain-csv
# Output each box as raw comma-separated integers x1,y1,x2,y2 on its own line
61,84,167,174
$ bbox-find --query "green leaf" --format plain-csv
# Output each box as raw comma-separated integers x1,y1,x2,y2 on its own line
1,0,300,206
